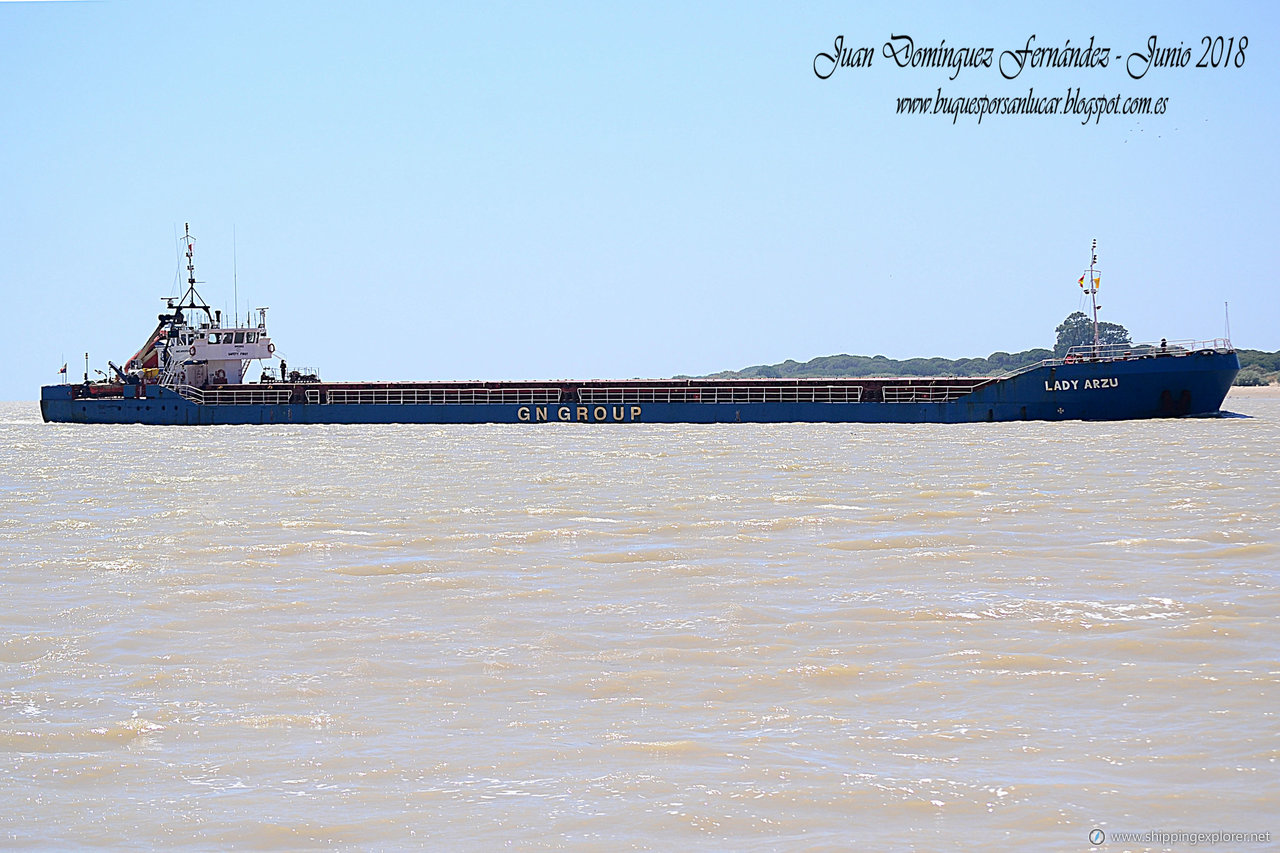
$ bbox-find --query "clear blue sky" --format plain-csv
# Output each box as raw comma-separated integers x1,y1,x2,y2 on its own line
3,1,1276,397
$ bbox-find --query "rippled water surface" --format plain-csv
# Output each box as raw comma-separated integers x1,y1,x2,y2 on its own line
3,392,1278,850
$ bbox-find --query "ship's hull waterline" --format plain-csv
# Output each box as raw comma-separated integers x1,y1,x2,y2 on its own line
41,349,1240,425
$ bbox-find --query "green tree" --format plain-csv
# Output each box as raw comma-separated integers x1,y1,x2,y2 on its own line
1233,366,1269,387
1238,349,1280,373
1054,311,1132,357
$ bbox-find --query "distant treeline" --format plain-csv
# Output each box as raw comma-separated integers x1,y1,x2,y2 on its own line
1238,349,1280,373
700,349,1054,380
1236,349,1280,386
699,347,1280,383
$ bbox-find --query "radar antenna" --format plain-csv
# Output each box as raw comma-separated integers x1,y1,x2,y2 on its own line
176,223,214,325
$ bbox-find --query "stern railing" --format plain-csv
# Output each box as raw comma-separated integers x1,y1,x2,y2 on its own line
992,338,1234,381
1062,338,1233,362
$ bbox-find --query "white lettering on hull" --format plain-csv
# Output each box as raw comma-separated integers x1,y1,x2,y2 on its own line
519,405,643,422
1044,378,1119,391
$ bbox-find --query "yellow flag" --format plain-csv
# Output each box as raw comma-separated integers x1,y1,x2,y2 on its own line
1093,277,1100,288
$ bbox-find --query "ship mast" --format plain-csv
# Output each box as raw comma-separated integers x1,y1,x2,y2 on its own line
176,223,214,325
1087,238,1100,352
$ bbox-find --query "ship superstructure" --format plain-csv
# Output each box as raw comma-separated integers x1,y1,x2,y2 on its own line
119,225,280,391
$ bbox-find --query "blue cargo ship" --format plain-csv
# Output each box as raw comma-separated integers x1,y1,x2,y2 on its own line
40,230,1240,425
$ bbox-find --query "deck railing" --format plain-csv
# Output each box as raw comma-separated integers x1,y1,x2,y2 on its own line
171,384,204,403
172,385,294,405
157,337,1235,409
576,385,863,404
323,387,563,406
881,383,987,403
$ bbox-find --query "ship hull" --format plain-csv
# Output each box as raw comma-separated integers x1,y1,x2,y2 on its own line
41,351,1240,425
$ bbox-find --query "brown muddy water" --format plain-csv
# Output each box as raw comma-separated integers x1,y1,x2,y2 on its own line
2,392,1277,850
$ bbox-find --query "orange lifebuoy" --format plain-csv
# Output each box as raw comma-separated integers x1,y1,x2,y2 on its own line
1064,354,1077,364
189,345,197,356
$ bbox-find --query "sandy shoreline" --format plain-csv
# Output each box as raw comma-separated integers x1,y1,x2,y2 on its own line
1226,384,1280,399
